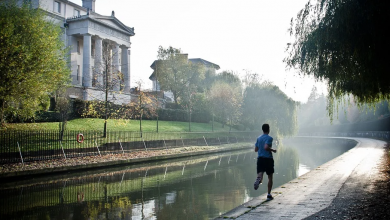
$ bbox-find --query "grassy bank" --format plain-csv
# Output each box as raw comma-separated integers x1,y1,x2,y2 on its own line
2,118,239,132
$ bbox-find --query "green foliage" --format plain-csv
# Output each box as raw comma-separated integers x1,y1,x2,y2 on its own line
285,0,389,117
0,1,70,124
242,82,298,136
208,78,242,129
155,46,205,105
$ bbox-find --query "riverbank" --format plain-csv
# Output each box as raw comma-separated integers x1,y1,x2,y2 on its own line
215,137,389,220
0,143,252,179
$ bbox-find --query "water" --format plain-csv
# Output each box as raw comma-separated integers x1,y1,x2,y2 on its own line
0,138,356,220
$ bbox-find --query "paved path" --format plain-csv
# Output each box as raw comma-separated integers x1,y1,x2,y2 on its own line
215,137,387,220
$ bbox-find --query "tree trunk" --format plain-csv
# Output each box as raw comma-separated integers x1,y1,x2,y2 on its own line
0,100,5,126
104,64,109,138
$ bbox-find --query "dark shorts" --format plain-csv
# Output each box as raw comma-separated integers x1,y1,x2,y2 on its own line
257,157,274,175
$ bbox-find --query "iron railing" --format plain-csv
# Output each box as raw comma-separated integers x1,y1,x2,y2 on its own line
0,130,259,164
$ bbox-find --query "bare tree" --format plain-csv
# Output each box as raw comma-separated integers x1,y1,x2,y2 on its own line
91,40,124,137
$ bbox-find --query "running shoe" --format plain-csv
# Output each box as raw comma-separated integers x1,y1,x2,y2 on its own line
267,194,274,201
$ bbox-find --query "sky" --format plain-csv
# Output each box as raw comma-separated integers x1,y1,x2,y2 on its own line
72,0,326,103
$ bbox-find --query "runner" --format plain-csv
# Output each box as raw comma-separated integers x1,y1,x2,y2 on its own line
254,123,277,200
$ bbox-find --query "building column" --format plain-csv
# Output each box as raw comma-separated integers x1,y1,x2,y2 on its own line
82,33,92,87
94,35,103,86
121,45,130,93
113,43,120,91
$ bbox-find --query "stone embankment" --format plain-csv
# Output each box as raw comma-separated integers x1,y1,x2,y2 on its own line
0,143,252,179
215,137,388,220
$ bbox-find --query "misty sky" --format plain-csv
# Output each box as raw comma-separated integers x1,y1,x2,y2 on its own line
71,0,326,102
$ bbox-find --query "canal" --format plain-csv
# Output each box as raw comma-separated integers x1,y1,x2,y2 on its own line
0,137,356,220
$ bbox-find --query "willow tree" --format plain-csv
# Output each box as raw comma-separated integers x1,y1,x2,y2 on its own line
0,1,70,125
285,0,388,117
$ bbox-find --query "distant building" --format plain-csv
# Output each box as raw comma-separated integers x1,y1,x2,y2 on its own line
149,56,220,102
23,0,135,104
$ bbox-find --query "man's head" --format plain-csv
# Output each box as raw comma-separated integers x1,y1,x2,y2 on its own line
262,124,270,133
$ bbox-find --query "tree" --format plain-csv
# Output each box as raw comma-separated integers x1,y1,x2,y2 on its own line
56,95,71,141
208,81,242,130
0,1,70,125
285,0,389,116
91,40,124,137
130,81,157,134
155,46,205,106
242,82,298,136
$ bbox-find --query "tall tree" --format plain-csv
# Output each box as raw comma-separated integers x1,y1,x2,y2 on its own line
91,40,123,137
0,1,70,125
155,46,205,106
208,81,242,130
285,0,389,116
130,81,157,135
242,82,298,136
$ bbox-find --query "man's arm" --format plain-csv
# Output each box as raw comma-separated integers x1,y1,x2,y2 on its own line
264,144,277,153
255,146,259,152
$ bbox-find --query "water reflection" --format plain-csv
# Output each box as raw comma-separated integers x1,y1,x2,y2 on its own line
0,138,356,220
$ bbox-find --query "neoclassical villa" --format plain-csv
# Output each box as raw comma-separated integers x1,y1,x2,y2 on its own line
27,0,135,104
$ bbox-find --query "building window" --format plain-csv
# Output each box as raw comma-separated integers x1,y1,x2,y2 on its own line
74,9,80,16
77,41,80,54
77,65,80,82
54,1,61,13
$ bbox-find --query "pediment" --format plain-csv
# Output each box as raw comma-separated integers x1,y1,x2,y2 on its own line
92,16,134,36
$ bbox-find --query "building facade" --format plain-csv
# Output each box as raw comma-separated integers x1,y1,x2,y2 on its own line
27,0,135,104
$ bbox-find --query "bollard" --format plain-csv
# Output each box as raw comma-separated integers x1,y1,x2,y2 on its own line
182,164,185,175
95,141,101,156
60,141,67,160
204,160,208,171
219,157,222,166
119,139,124,154
181,137,185,147
17,142,24,166
203,136,208,146
218,137,221,145
228,155,231,164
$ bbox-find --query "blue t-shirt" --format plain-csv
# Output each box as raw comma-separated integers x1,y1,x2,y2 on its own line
255,134,274,158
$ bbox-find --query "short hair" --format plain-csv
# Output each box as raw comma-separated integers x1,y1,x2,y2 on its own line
262,124,270,133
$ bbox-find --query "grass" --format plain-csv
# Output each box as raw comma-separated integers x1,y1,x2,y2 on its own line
2,118,239,132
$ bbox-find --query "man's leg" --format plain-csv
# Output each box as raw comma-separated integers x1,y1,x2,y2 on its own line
257,172,264,183
267,174,273,194
254,172,264,190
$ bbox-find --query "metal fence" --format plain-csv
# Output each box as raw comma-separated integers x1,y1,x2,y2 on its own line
298,131,390,140
0,130,259,164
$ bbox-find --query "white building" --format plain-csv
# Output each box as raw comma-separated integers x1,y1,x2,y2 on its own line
26,0,135,104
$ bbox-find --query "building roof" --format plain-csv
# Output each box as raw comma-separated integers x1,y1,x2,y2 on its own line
188,58,220,70
149,58,220,80
66,14,135,36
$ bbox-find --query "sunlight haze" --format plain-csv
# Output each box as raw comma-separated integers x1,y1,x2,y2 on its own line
71,0,326,103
